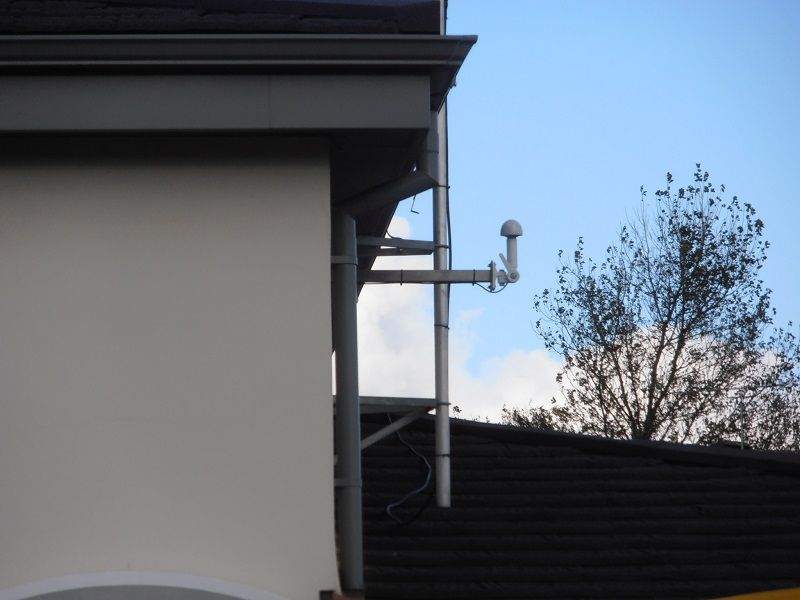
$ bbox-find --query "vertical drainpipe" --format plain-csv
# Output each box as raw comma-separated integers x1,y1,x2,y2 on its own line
433,0,451,509
332,209,364,594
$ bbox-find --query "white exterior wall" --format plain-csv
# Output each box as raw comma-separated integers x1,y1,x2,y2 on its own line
0,139,338,600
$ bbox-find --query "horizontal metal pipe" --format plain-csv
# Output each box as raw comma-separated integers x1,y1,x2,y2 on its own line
357,235,436,252
358,396,435,414
331,395,435,415
358,247,434,257
359,269,491,285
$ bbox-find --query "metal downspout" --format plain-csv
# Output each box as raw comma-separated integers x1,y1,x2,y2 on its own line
332,209,364,594
433,0,451,508
332,97,443,596
333,3,452,583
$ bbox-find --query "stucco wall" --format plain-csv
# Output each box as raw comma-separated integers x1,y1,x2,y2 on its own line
0,138,337,600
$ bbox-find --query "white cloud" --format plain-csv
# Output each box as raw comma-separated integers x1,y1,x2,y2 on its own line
355,217,561,422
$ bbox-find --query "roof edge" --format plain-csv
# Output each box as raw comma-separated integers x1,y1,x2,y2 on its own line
0,34,476,111
393,415,800,475
0,34,476,67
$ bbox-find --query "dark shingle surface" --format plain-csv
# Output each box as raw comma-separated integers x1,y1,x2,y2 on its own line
362,417,800,600
0,0,439,34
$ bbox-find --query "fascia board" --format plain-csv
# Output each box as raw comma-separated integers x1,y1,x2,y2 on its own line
0,73,430,133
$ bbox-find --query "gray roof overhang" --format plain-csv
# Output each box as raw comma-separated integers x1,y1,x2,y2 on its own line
0,34,475,113
0,34,476,246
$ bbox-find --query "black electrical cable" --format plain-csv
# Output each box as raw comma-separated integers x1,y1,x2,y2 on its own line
442,183,506,295
385,414,434,526
474,282,508,294
445,186,452,272
444,185,452,305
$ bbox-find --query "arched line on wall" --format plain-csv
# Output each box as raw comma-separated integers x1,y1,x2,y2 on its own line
0,572,290,600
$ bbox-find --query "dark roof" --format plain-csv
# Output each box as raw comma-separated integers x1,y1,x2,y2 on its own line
0,0,440,34
362,416,800,600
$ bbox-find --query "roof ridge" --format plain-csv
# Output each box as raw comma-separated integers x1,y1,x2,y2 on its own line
363,414,800,476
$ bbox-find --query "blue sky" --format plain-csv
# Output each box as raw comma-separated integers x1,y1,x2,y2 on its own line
360,0,800,418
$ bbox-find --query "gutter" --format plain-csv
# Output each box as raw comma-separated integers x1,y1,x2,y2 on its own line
0,34,476,111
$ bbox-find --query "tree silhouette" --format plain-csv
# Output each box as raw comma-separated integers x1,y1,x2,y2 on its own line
515,165,800,449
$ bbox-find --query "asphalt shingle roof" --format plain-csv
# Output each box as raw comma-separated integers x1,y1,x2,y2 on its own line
362,416,800,600
0,0,439,34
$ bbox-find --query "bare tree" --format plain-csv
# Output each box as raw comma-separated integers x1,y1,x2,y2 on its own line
520,165,800,448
